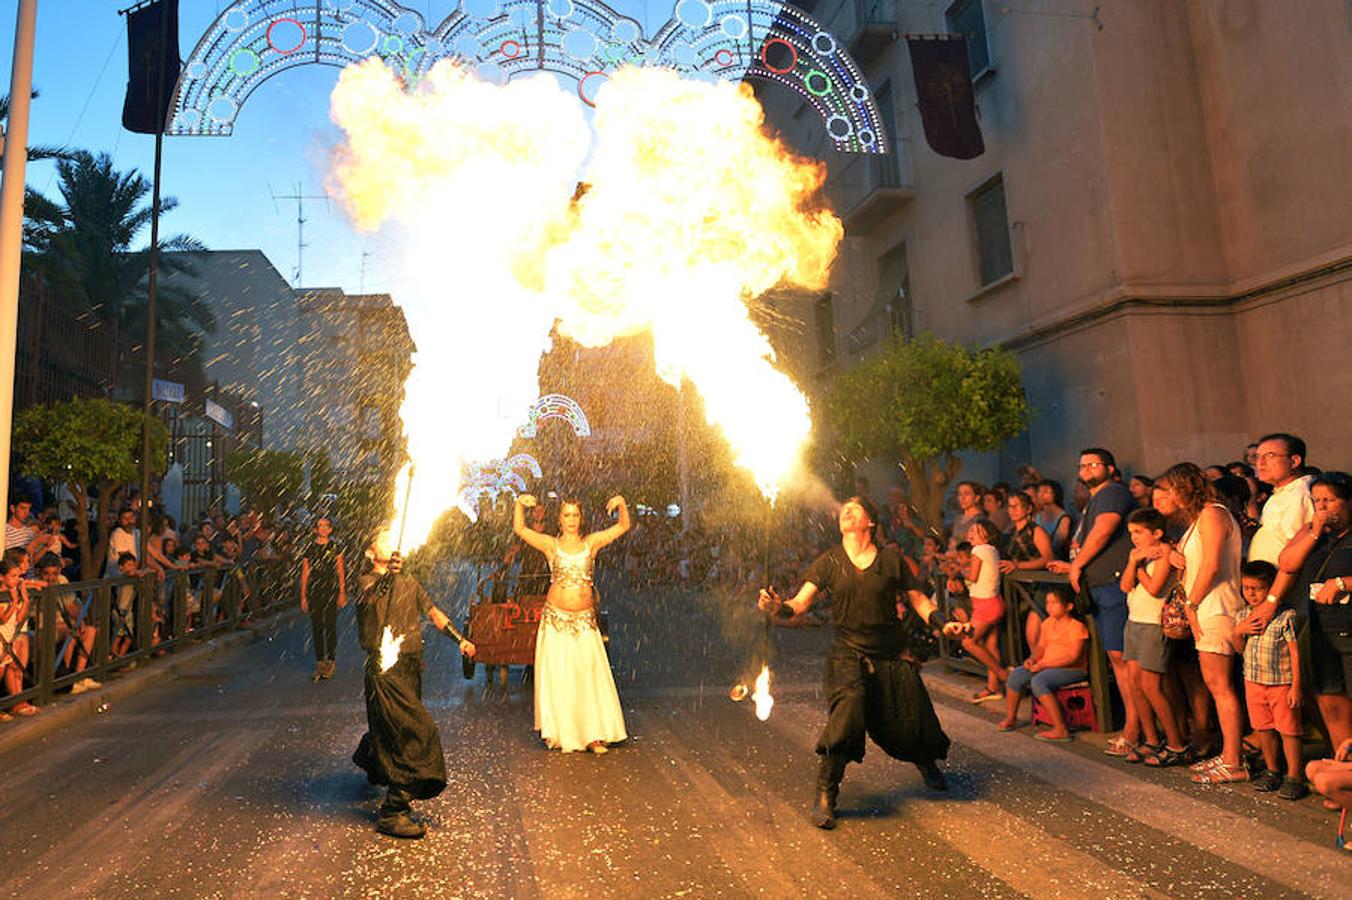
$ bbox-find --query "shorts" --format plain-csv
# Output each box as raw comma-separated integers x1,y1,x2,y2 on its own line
1244,681,1301,737
1088,583,1129,654
1122,620,1169,674
1194,614,1235,656
970,595,1006,627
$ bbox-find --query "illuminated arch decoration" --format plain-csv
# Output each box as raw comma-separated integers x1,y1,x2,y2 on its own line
170,0,888,153
518,394,591,438
458,453,544,506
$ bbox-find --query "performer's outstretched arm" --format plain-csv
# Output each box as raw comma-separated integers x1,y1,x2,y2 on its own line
758,581,820,618
904,589,971,637
513,495,556,556
429,605,476,657
589,495,631,551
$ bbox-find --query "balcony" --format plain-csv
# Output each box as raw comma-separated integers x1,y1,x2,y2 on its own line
828,138,914,233
845,0,897,66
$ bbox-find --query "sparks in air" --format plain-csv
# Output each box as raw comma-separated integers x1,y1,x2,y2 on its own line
328,60,842,540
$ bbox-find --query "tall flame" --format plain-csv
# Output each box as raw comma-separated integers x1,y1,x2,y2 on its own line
752,663,774,721
328,61,842,544
378,626,405,673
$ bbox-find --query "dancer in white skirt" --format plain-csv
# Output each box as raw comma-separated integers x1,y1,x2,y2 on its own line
513,493,630,753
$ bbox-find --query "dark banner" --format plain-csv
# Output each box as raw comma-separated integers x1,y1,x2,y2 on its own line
121,0,181,134
906,35,985,160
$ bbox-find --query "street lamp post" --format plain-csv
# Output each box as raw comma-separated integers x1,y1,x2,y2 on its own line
0,0,39,517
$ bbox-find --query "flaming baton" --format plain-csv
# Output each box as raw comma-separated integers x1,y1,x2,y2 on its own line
379,465,417,674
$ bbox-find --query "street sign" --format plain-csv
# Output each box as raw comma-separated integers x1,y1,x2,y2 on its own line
205,399,233,429
152,378,185,404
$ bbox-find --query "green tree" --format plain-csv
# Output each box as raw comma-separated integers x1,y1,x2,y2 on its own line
14,398,168,580
23,151,213,371
822,334,1031,532
224,448,305,514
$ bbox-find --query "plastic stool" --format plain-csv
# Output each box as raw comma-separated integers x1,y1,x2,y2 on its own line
1031,680,1099,732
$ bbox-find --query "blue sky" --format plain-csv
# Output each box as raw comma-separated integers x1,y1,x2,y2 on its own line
1,0,672,293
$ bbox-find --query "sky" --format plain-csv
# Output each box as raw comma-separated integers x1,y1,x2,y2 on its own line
0,0,675,294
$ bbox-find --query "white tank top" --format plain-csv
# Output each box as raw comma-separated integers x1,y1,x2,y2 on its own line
1180,503,1244,619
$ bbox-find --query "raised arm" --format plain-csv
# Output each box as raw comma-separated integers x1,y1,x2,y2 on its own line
512,495,556,556
587,495,631,552
759,580,821,618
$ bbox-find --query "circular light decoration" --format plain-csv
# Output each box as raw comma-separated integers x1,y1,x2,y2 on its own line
266,18,307,54
168,0,889,154
577,70,607,108
518,394,591,438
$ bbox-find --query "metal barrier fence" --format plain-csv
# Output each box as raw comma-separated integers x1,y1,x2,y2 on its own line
937,569,1116,731
1,560,295,710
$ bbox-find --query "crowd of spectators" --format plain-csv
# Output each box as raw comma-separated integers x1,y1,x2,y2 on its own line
1,495,311,718
900,433,1350,814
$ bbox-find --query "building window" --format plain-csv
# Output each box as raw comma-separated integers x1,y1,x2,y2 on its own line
878,242,912,339
969,175,1014,286
814,294,837,367
946,0,991,77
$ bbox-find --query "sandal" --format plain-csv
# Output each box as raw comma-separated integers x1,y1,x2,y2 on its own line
970,689,1002,704
0,711,11,722
1143,746,1189,768
1192,762,1249,784
1125,741,1162,764
996,721,1019,732
12,702,38,717
1190,754,1224,773
1103,736,1135,757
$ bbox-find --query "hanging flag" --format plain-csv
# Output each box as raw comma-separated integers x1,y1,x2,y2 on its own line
906,35,985,160
121,0,181,134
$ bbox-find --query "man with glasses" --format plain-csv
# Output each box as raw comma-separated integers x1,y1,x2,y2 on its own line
1050,448,1138,753
1249,433,1313,566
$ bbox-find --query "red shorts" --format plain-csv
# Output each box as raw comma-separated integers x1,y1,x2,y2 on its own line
971,595,1006,626
1244,680,1301,737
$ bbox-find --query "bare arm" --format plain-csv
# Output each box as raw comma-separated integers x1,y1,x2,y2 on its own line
1037,638,1086,670
428,605,475,657
759,580,821,617
588,496,631,552
903,589,970,637
512,496,557,556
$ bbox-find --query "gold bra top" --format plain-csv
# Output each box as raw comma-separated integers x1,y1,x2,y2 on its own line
550,545,593,590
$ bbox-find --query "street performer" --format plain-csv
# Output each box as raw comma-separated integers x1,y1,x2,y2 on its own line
513,493,630,754
758,495,970,829
352,536,475,839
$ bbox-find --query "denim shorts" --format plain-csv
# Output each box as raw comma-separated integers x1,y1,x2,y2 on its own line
1089,583,1129,654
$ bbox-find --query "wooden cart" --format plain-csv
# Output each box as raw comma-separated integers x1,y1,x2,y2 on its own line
460,573,608,680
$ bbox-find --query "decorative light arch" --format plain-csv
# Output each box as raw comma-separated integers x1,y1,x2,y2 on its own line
518,393,591,437
170,0,889,154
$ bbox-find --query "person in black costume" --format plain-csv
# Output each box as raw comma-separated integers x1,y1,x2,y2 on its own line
759,496,970,829
352,540,475,839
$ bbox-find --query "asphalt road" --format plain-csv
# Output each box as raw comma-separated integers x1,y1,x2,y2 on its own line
1,565,1345,898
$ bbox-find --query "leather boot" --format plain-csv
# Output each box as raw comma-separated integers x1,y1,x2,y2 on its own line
812,755,847,829
916,759,947,792
376,786,426,839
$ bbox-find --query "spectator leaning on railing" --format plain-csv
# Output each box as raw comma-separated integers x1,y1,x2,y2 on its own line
1049,448,1139,758
1000,490,1054,651
0,558,37,719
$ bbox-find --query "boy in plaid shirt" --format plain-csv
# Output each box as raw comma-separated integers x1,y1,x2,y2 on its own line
1231,560,1307,799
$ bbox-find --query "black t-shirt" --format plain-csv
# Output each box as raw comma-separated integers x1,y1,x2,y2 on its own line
1292,530,1352,624
1074,481,1135,587
303,539,344,591
356,572,435,656
805,544,915,657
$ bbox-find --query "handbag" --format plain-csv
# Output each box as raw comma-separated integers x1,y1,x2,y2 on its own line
1161,581,1191,640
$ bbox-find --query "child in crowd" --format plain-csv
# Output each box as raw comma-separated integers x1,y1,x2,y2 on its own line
961,521,1007,703
0,558,38,719
1119,508,1188,765
1231,560,1307,799
112,551,148,657
996,589,1088,741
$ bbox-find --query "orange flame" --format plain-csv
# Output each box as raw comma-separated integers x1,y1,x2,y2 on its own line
327,61,842,545
752,663,774,721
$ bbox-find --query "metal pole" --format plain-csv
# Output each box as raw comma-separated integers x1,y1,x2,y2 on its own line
139,0,169,551
0,0,39,519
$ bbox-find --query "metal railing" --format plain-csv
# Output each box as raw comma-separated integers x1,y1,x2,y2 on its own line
2,559,296,710
938,569,1115,731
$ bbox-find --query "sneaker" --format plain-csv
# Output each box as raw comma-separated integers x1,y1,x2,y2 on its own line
1277,778,1309,801
80,678,102,691
70,680,89,695
1251,769,1283,792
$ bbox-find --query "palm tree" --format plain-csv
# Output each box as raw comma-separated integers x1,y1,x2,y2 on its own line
23,151,214,370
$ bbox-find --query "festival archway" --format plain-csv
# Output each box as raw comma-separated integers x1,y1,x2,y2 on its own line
518,394,591,438
170,0,890,154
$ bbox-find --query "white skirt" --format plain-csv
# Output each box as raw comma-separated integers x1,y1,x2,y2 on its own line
534,604,627,752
